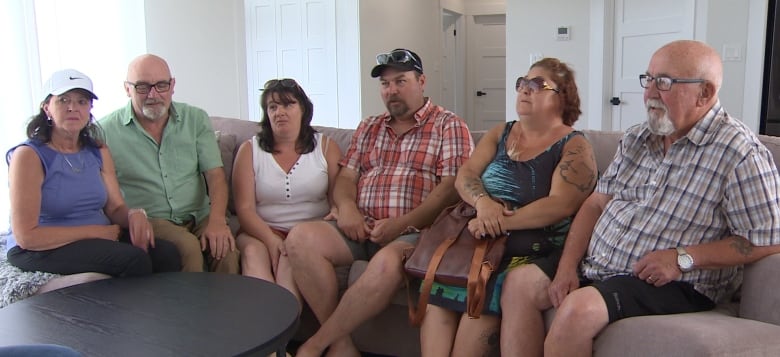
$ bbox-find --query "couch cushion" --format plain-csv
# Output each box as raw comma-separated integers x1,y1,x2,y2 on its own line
582,130,622,174
740,253,780,325
593,309,780,357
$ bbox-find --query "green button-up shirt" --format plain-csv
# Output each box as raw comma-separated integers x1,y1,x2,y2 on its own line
99,101,223,224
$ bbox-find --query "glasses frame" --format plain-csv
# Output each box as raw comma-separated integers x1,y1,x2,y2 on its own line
263,78,299,91
515,76,560,93
375,49,423,73
125,79,173,94
639,74,705,91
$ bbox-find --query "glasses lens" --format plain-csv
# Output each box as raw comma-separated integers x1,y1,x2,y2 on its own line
154,82,171,92
516,77,545,92
529,77,547,92
134,84,151,94
376,50,421,72
639,75,649,88
656,77,672,91
390,50,411,63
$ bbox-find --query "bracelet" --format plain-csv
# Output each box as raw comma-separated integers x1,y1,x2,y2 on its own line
474,193,487,206
128,208,147,219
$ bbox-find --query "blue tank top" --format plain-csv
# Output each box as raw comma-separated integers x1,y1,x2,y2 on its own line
481,121,583,257
5,140,110,252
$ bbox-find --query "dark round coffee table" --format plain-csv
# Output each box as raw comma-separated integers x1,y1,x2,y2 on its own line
0,272,299,356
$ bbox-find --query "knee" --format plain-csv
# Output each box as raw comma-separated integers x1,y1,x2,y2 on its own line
551,288,599,327
363,248,405,285
236,234,268,259
122,251,153,277
501,266,550,310
240,238,269,261
285,223,328,259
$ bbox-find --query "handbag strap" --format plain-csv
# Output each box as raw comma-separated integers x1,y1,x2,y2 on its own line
465,235,507,318
466,239,489,318
408,234,459,327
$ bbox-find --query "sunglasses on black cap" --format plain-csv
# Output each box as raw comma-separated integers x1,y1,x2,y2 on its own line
375,49,423,73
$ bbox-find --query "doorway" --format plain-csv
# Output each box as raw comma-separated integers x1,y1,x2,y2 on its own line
468,13,507,131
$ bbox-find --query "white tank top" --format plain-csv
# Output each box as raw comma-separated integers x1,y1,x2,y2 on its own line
252,133,330,231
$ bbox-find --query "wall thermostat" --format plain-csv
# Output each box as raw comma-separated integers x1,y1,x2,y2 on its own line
556,26,571,41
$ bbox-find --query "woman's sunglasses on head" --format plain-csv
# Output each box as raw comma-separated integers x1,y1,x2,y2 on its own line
263,78,299,90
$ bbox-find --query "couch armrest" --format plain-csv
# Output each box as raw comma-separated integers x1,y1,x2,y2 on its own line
740,253,780,325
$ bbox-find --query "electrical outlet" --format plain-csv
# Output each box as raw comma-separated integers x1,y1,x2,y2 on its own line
530,52,543,66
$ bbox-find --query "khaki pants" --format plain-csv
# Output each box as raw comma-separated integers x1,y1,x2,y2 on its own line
149,218,240,273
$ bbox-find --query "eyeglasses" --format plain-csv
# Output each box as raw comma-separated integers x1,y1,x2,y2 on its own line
126,79,172,94
515,76,559,93
375,49,423,73
263,78,299,91
639,74,705,91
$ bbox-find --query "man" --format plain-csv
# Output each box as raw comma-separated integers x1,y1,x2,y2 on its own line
502,40,780,356
99,54,238,273
286,48,474,357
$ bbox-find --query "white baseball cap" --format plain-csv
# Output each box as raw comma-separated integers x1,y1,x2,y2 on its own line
41,69,98,101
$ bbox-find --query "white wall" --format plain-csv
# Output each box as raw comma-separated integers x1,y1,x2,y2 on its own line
506,0,591,128
507,0,767,132
139,0,768,131
359,0,443,118
144,0,247,120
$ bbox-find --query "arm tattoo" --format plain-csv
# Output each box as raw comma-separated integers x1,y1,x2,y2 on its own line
559,145,597,192
463,177,488,198
729,237,754,256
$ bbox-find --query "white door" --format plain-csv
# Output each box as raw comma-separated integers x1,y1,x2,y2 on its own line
468,14,506,132
245,0,337,125
611,0,695,131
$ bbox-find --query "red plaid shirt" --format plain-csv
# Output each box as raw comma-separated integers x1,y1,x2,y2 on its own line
340,99,474,220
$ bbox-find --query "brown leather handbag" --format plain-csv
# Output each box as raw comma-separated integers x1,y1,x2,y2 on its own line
404,201,506,326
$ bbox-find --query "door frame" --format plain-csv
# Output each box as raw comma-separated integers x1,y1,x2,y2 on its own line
441,8,466,118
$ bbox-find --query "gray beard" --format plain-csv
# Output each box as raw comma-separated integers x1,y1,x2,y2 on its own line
647,111,674,136
142,105,166,121
645,99,675,136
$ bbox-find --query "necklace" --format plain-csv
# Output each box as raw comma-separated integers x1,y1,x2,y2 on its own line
62,153,85,173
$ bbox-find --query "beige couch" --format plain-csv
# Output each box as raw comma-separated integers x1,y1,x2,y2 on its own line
211,116,780,357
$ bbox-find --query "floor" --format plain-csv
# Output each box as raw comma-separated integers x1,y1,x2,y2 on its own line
286,340,394,357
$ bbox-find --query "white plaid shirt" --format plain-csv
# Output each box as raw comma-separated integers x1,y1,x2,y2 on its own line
583,102,780,302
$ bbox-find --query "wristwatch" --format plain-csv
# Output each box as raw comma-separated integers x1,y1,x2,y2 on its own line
676,247,694,272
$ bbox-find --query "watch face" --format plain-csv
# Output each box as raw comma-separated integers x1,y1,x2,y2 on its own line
678,254,694,271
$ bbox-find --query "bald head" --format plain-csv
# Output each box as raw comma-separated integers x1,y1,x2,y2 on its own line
653,40,723,92
127,54,172,81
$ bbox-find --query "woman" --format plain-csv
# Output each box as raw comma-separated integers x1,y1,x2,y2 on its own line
6,69,181,276
419,58,598,356
232,78,341,299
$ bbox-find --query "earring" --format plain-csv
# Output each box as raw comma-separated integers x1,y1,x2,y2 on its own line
46,117,53,126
